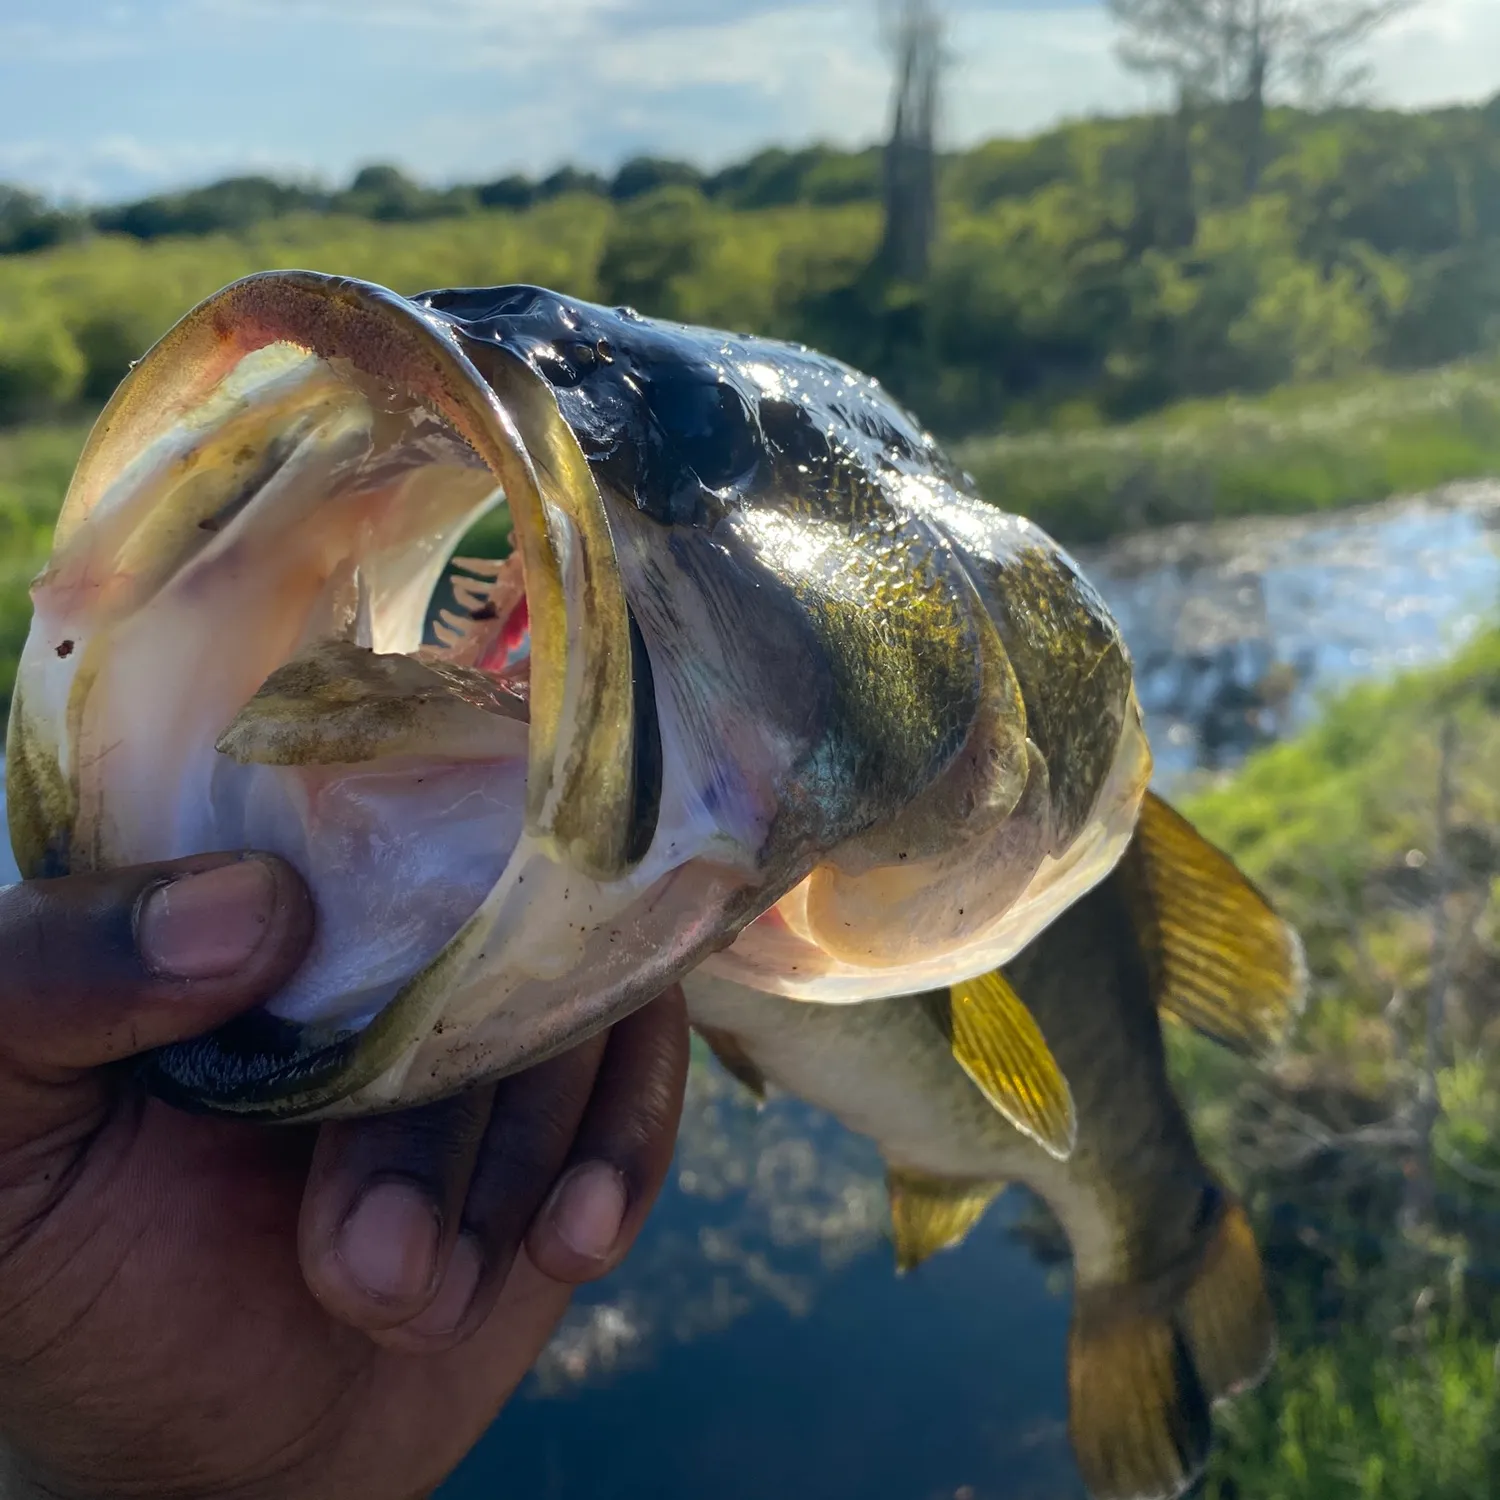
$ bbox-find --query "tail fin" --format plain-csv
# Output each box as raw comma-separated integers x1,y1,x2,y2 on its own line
1177,1191,1276,1405
1067,1187,1275,1500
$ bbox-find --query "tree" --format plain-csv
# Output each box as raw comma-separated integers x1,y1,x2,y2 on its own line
878,0,945,281
1106,0,1422,192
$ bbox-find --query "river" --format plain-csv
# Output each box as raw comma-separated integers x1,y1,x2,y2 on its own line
3,480,1498,1499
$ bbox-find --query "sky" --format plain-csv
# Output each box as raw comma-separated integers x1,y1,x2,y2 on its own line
2,0,1497,205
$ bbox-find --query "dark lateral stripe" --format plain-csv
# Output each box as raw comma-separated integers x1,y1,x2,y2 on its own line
625,606,664,867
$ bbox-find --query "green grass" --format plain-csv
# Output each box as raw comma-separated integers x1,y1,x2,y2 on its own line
0,416,93,716
1162,628,1500,1497
1204,1309,1500,1500
956,359,1500,546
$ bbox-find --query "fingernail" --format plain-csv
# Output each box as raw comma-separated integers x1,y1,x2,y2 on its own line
546,1163,627,1261
406,1234,484,1339
336,1182,441,1303
137,859,280,980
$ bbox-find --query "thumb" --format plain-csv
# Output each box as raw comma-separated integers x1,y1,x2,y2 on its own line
0,852,312,1096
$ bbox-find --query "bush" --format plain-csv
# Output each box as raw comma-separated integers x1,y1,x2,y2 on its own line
0,315,85,423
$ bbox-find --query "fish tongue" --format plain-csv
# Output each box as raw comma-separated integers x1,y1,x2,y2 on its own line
215,636,530,768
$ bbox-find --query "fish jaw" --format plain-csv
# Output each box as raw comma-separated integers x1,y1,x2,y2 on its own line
4,271,768,1120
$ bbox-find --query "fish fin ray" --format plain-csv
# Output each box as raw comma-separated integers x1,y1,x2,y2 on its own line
1068,1184,1275,1499
1068,1300,1211,1500
886,1167,1005,1274
1178,1190,1277,1404
693,1025,767,1103
1123,792,1308,1058
947,971,1076,1159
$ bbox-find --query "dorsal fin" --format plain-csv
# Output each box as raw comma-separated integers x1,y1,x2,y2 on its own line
945,971,1077,1159
887,1167,1007,1273
1119,791,1308,1058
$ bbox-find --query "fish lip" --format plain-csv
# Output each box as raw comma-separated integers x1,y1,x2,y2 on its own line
144,1016,365,1121
13,268,645,1117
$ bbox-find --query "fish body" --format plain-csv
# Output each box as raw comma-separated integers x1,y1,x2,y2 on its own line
686,792,1307,1500
6,272,1146,1121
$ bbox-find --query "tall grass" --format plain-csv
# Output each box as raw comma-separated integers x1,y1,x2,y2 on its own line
957,360,1500,545
0,417,92,715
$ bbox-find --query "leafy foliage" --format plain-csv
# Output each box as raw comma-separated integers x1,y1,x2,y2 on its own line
5,96,1500,436
1173,629,1500,1496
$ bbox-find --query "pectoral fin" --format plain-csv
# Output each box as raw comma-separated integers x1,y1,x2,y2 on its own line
1121,793,1308,1058
887,1167,1006,1273
945,971,1076,1159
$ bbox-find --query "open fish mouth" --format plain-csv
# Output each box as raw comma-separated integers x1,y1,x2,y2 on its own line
7,270,1157,1123
5,271,678,1119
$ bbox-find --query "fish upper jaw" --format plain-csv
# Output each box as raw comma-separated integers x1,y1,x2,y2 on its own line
5,270,769,1120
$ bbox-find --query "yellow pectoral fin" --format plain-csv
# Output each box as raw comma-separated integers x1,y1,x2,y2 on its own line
1124,792,1309,1058
948,970,1077,1159
887,1167,1007,1274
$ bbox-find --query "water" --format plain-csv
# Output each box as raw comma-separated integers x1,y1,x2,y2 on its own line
1,480,1498,1498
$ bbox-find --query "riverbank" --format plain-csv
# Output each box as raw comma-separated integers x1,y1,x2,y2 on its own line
1176,627,1500,1497
955,358,1500,547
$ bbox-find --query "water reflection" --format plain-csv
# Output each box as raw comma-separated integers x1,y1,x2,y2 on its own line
450,1062,1082,1500
1086,480,1500,784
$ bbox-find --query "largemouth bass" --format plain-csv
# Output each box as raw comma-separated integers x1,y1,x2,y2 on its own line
686,792,1308,1500
6,272,1148,1124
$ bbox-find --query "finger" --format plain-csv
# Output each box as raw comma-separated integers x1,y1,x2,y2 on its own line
526,985,688,1284
362,1029,610,1354
0,853,312,1134
298,1086,497,1332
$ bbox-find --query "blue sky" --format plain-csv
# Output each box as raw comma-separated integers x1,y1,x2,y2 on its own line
3,0,1497,204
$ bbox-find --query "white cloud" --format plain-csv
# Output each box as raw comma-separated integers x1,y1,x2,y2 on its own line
1369,0,1500,109
0,137,311,204
0,0,1495,202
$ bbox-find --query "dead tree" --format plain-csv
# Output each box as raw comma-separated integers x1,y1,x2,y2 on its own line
1105,0,1422,194
878,0,944,282
1403,716,1456,1231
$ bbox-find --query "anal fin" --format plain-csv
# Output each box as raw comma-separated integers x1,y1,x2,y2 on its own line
887,1167,1005,1274
946,971,1077,1159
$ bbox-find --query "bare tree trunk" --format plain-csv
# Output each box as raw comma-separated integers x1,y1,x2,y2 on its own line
1404,716,1457,1231
1240,0,1269,194
879,0,943,282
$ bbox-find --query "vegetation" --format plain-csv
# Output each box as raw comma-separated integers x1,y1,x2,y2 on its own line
6,94,1500,440
956,356,1500,543
0,419,89,716
1169,629,1500,1497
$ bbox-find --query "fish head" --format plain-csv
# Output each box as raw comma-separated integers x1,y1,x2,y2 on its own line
6,272,1146,1121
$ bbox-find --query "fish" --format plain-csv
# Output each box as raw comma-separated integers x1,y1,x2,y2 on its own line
6,270,1149,1123
684,791,1309,1500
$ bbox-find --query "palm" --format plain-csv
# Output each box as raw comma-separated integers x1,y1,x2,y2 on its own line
1,1096,568,1500
0,857,685,1500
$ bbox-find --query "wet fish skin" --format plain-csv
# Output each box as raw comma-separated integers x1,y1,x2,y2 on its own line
685,794,1302,1500
414,284,1134,869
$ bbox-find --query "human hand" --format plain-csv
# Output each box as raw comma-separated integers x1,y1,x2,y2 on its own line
0,851,687,1500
